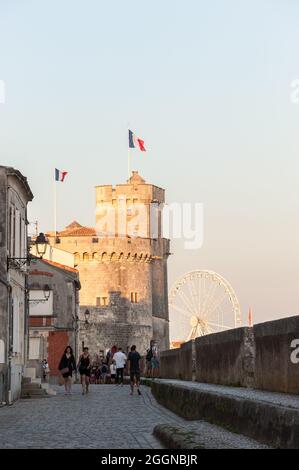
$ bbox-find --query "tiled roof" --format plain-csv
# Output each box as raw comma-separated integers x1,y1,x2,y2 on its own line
48,221,97,237
42,259,79,274
58,226,97,237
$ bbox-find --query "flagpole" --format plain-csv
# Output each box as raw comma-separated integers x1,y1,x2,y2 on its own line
128,147,131,179
127,126,131,179
54,169,57,246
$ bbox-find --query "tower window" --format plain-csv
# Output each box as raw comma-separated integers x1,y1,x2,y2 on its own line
96,297,108,307
130,292,138,303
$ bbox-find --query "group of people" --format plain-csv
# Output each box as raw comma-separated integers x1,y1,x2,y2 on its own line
58,344,145,396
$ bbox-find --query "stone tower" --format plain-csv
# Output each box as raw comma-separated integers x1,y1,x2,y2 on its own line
47,172,170,356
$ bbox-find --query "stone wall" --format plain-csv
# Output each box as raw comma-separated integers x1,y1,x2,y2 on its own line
195,327,255,387
179,341,194,381
159,316,299,395
254,316,299,394
160,341,194,380
160,348,181,379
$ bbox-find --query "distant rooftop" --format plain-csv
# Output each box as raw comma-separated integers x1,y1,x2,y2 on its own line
127,171,146,184
47,221,96,237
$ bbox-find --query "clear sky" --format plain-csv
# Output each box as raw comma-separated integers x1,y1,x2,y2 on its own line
1,0,299,325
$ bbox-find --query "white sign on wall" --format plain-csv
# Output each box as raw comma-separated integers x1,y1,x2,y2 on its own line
29,291,53,316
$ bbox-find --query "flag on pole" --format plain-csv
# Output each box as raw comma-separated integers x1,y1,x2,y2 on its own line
55,168,68,182
128,129,146,152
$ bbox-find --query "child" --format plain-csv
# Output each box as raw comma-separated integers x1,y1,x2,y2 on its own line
42,359,50,382
110,360,116,384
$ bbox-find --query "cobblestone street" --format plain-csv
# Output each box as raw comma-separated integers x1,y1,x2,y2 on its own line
0,383,269,449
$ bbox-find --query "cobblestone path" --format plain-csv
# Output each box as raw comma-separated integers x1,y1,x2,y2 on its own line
0,383,269,449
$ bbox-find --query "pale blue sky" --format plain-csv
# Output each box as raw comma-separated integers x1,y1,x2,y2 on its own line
1,0,299,324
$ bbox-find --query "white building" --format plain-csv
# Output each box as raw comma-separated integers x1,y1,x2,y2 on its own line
0,166,33,403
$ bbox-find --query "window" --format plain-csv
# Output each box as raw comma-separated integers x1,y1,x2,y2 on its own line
96,297,108,307
92,238,99,243
10,206,16,257
0,339,4,364
74,252,80,264
29,337,41,360
101,252,107,261
130,292,138,303
83,252,89,262
92,252,98,260
12,299,20,353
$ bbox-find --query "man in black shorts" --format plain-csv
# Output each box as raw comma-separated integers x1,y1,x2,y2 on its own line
127,345,141,396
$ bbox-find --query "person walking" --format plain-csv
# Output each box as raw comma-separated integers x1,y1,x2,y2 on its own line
100,362,109,384
151,342,160,379
58,346,76,395
113,347,127,386
77,347,91,395
127,345,142,396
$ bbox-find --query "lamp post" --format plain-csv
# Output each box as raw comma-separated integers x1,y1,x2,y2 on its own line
35,232,49,259
7,232,49,269
84,309,90,328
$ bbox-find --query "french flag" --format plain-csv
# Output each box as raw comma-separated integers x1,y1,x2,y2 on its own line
129,129,146,152
55,168,68,182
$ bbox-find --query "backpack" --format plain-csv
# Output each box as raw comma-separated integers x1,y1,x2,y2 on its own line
146,348,153,361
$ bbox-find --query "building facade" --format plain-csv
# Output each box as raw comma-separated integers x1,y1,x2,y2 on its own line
28,258,80,379
0,166,33,403
47,172,170,356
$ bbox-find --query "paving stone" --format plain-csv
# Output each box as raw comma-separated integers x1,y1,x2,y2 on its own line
0,384,268,449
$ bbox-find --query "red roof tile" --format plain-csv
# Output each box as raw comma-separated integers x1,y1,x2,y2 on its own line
42,259,78,274
47,221,96,237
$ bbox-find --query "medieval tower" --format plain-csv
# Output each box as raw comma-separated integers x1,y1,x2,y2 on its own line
47,171,170,356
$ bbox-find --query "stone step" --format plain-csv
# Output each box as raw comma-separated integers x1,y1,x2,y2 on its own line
22,377,31,385
21,388,48,397
31,378,42,385
22,388,47,395
151,379,299,449
21,383,41,390
153,423,270,449
23,367,36,380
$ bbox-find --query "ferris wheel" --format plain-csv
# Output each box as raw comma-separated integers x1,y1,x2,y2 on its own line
169,270,242,343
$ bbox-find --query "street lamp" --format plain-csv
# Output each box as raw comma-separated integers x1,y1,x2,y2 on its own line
35,232,49,258
84,309,90,328
7,232,49,270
